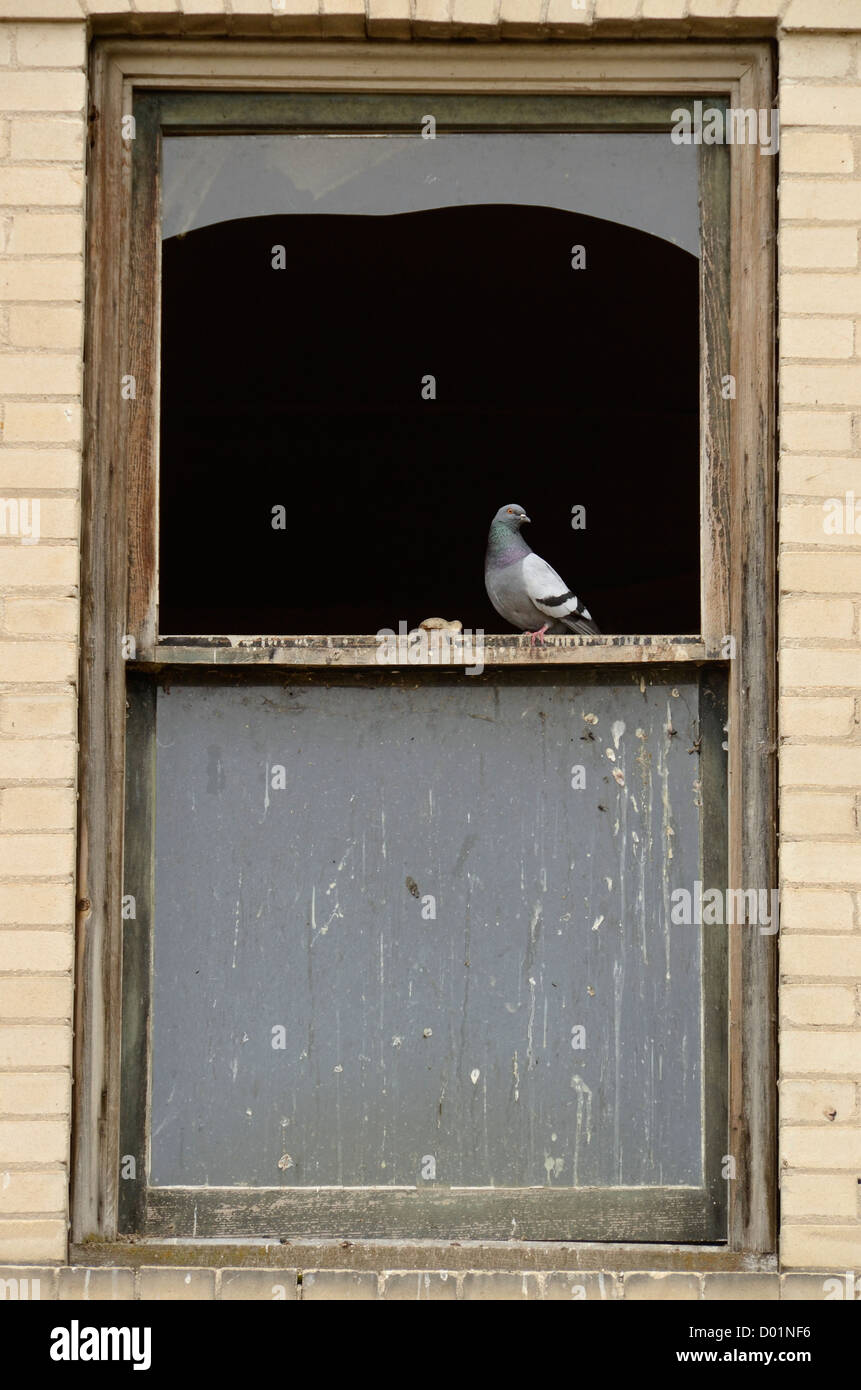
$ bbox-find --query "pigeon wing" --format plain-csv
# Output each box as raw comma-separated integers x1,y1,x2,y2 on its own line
521,552,595,626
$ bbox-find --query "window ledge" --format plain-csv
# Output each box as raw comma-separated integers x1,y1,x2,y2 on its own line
137,635,712,668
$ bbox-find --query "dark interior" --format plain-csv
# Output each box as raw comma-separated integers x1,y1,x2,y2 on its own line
159,205,700,636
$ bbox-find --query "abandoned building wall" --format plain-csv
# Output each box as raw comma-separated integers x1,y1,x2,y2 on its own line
0,0,859,1299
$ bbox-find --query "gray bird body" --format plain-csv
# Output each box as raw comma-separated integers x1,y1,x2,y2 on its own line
484,504,600,637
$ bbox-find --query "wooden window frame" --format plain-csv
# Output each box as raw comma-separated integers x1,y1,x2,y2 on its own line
74,39,775,1262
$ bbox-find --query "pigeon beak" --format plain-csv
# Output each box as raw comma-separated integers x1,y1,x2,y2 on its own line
519,513,531,523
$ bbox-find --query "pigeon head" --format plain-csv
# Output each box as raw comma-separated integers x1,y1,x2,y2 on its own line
492,503,531,530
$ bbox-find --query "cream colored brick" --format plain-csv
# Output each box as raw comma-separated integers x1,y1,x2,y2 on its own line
59,1268,136,1299
781,984,856,1027
781,229,858,272
3,599,77,637
134,0,180,9
781,649,861,692
779,697,855,739
781,790,856,836
0,786,75,829
762,886,853,933
0,71,84,114
593,0,637,19
782,935,861,979
781,411,853,452
783,842,861,886
8,308,81,353
781,132,854,176
784,1271,861,1301
0,695,76,739
0,0,83,13
782,1036,861,1080
6,213,83,256
780,274,861,316
0,930,72,971
779,1077,857,1124
15,23,86,68
0,1118,66,1162
86,0,131,10
221,1268,301,1300
139,1267,217,1300
0,448,81,489
0,164,82,204
782,364,861,406
3,498,79,541
0,741,76,780
781,316,853,360
624,1273,701,1300
458,1271,534,1300
781,1226,861,1272
781,1172,858,1219
783,0,861,32
545,0,592,31
782,84,861,129
0,1220,65,1263
2,405,81,445
703,1274,779,1301
0,1171,66,1214
0,545,77,587
780,36,855,79
301,1269,378,1300
0,642,77,683
0,261,82,301
0,882,72,925
780,550,861,596
413,0,453,30
171,0,221,11
543,1272,618,1300
782,181,861,225
0,977,71,1019
0,1024,68,1067
450,0,500,30
781,457,861,496
781,598,854,639
0,29,11,63
641,0,685,14
0,835,76,879
0,355,80,396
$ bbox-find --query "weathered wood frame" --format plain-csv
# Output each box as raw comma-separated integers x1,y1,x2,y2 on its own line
74,40,775,1258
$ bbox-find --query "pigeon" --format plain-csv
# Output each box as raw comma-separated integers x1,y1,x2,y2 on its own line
484,504,600,644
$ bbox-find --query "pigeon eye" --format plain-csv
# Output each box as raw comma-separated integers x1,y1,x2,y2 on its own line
507,507,514,513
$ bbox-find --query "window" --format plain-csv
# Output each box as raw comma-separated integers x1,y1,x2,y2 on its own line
74,42,776,1257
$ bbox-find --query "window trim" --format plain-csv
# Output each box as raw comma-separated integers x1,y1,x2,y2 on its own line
73,38,776,1260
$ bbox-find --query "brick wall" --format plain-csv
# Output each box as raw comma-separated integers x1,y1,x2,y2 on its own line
0,0,859,1297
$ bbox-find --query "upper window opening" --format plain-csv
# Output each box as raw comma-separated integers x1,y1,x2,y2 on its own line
158,130,701,638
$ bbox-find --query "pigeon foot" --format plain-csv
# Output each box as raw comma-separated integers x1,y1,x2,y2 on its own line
528,624,549,646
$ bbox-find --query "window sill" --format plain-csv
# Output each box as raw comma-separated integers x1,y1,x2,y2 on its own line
135,635,713,668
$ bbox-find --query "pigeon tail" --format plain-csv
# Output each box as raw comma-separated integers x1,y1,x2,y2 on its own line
557,613,601,637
